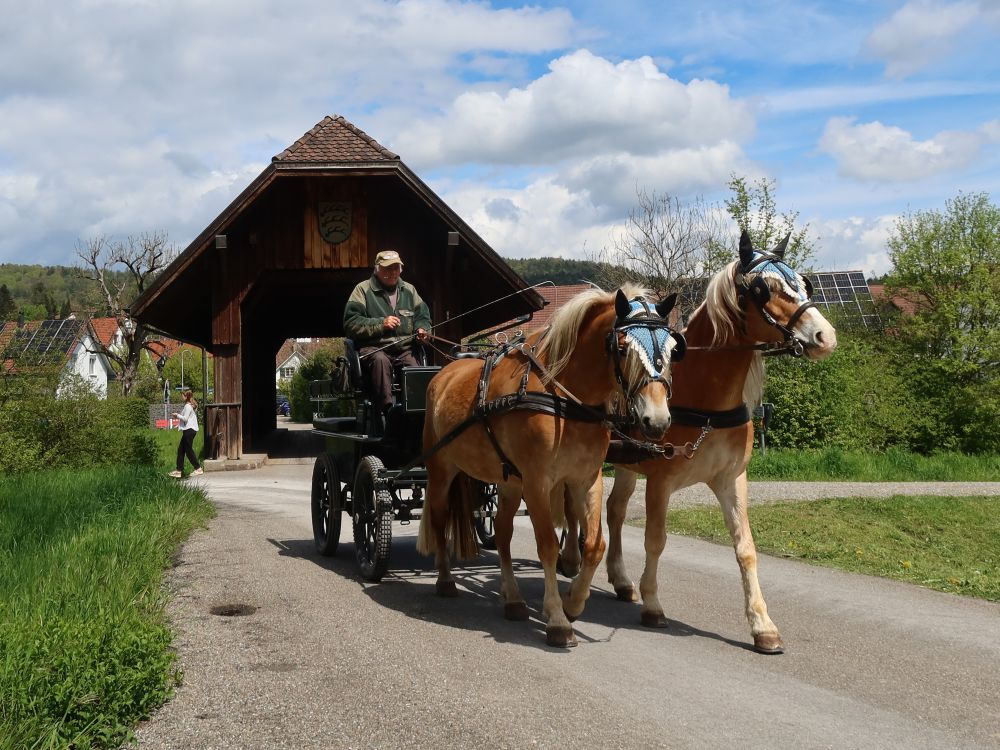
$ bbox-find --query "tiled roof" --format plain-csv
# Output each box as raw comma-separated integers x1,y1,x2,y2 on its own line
521,284,595,332
869,284,920,316
89,317,120,348
273,115,399,164
276,338,331,368
1,319,84,372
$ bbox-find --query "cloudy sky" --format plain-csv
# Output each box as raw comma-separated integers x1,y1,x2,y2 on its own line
1,0,998,276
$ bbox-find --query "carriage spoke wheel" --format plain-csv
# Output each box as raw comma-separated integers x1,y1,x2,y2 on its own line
311,453,342,556
352,455,393,581
475,483,498,550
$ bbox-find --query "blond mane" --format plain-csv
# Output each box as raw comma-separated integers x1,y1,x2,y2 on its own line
536,282,652,385
701,261,765,407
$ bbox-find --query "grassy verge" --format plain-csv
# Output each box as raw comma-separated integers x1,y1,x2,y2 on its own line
151,428,208,474
746,447,1000,481
660,495,999,601
0,466,215,749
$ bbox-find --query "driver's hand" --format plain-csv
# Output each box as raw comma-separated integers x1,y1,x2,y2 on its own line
383,315,401,329
416,328,429,342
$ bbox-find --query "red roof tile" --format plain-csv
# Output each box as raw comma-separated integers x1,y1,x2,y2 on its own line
273,115,399,164
522,284,595,332
89,317,120,348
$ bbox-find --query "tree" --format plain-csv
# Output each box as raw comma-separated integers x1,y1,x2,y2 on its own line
884,192,1000,452
725,176,815,271
593,188,732,319
77,232,177,396
0,284,15,321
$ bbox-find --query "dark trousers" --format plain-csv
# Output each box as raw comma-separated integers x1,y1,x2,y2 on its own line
358,346,419,411
176,428,201,471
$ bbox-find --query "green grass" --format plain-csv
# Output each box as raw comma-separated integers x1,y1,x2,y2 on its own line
0,466,214,749
746,447,1000,481
150,428,207,474
661,495,1000,601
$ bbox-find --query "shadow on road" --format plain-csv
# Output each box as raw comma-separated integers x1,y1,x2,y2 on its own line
268,533,748,652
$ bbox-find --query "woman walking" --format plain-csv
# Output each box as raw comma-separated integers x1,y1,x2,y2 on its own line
169,390,203,478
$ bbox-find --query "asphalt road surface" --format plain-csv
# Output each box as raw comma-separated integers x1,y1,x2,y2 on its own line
134,465,1000,749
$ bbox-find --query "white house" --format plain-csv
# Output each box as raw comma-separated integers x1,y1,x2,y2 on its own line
0,318,117,397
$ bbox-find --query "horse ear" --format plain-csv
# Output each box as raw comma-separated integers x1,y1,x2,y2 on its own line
656,292,677,318
773,232,791,260
739,230,755,268
615,289,631,319
670,331,687,361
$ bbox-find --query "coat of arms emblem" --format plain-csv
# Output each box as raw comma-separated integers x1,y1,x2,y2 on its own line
318,201,352,244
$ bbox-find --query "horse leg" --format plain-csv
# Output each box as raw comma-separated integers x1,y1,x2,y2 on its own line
605,468,639,601
495,485,529,621
709,471,784,654
556,484,582,579
562,471,606,621
523,481,576,648
637,472,672,628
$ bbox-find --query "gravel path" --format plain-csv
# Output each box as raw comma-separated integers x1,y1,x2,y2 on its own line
616,479,1000,518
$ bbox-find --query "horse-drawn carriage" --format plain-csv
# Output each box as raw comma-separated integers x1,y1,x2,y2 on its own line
308,340,499,582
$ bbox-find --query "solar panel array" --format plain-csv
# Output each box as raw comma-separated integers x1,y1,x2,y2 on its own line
807,271,880,328
3,319,83,364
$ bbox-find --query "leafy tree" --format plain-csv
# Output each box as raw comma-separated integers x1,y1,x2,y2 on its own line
0,284,15,320
77,232,177,396
161,347,214,398
725,175,815,271
884,192,1000,452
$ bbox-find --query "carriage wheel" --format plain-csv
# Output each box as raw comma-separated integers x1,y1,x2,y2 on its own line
311,453,342,556
475,483,498,550
352,455,393,581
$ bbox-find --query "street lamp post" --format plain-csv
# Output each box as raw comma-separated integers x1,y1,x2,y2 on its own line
180,349,191,390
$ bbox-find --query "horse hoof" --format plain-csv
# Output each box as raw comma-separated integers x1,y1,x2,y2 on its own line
640,611,669,628
556,558,580,579
614,586,638,602
504,602,530,621
753,633,785,654
435,580,459,598
546,626,577,648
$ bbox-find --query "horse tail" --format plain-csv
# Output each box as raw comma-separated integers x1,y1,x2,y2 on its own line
448,472,480,560
416,490,436,556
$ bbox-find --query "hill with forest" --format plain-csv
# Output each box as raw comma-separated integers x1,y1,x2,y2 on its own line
0,256,599,323
0,263,133,321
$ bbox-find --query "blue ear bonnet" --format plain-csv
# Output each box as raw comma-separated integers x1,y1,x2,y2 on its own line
750,253,811,303
620,299,675,378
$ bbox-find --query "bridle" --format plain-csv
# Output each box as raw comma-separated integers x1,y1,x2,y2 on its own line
607,293,686,424
737,247,816,358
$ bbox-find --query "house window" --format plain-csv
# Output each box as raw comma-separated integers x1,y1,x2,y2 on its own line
89,355,97,377
281,366,296,379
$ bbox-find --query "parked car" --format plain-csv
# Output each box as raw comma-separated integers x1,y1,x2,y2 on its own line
276,394,290,416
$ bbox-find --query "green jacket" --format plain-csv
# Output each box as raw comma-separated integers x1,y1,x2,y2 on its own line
343,275,432,350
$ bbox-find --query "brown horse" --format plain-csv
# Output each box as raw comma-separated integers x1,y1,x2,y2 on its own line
562,231,837,653
417,285,682,648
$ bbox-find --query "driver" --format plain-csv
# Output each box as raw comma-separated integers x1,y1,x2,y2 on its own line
344,250,431,416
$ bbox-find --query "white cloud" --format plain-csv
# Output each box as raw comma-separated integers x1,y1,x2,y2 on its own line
818,117,1000,182
809,215,898,276
865,0,981,78
393,49,754,168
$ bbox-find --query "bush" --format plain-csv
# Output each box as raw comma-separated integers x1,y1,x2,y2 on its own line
0,371,157,474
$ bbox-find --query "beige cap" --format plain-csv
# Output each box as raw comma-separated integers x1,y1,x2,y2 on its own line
375,250,403,267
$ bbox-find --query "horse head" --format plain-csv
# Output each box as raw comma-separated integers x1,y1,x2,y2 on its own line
608,287,685,439
736,231,837,360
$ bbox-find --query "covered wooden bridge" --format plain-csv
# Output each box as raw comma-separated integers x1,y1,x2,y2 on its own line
130,115,543,458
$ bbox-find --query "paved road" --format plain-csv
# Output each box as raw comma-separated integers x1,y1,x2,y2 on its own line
135,465,1000,749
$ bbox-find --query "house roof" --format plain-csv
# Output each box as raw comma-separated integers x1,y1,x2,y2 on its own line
521,284,594,332
273,115,399,163
89,316,120,349
868,284,920,316
130,114,542,343
276,338,330,369
1,318,84,372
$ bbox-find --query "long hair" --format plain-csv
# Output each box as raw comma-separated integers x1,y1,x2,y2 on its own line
701,262,765,407
535,283,651,385
182,389,198,408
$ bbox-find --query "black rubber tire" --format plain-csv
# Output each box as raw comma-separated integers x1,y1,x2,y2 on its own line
475,483,498,550
352,455,393,581
311,453,342,556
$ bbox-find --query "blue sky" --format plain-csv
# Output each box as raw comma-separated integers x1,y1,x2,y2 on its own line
1,0,998,276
